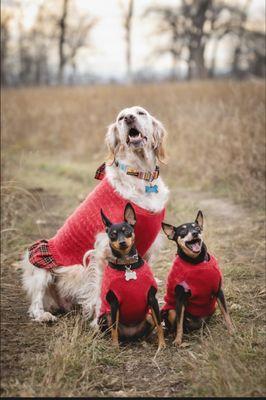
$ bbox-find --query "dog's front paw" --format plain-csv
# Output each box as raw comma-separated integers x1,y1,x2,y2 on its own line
89,318,99,331
112,339,119,349
173,336,182,347
34,312,58,323
158,339,166,350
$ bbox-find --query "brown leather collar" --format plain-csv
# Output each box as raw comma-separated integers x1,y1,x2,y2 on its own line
107,253,139,266
108,256,144,271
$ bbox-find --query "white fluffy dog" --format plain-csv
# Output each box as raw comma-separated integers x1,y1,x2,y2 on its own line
22,106,169,324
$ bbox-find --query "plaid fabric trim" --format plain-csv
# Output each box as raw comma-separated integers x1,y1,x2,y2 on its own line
29,239,58,269
94,162,106,180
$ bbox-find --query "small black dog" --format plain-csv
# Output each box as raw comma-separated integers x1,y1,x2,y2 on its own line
98,203,166,349
161,210,234,346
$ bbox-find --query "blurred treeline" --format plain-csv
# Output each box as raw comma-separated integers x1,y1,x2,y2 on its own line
1,0,265,86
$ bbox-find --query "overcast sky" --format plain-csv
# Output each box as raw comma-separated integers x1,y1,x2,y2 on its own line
3,0,265,78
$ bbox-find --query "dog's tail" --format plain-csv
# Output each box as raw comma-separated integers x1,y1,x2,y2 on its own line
83,249,95,268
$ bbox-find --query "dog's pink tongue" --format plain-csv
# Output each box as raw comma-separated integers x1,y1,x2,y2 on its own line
191,242,201,252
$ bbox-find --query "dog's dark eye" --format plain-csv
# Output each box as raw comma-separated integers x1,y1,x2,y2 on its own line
179,228,187,237
109,231,117,240
124,229,132,238
118,115,124,121
137,111,146,116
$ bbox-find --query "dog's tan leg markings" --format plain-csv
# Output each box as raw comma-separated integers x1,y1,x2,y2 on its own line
168,309,176,327
173,305,185,346
111,309,120,347
146,313,155,328
217,298,235,334
151,309,166,350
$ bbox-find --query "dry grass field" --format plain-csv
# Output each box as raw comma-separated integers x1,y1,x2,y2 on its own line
1,80,265,397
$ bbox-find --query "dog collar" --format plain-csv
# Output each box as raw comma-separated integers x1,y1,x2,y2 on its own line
107,255,144,271
114,160,159,182
94,161,159,193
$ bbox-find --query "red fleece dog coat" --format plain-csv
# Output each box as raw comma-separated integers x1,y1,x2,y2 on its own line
29,178,165,269
162,255,222,318
100,260,157,325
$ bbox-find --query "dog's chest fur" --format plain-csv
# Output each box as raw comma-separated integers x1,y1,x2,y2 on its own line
106,164,169,213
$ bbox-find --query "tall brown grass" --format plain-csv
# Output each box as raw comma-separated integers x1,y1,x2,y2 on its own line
1,81,265,397
2,80,265,207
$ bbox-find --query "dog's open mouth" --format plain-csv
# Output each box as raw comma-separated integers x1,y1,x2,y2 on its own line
185,238,202,253
127,128,147,148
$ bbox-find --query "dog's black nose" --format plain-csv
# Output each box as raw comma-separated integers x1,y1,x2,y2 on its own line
192,231,198,238
125,114,136,124
119,241,127,249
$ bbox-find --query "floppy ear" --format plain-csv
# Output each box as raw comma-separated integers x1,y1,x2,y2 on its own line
152,117,168,164
105,122,120,162
124,203,137,226
195,210,204,230
162,222,175,240
101,209,112,228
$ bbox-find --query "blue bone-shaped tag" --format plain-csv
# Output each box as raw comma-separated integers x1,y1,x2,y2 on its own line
145,185,158,193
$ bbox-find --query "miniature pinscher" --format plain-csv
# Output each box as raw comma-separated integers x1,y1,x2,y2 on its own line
98,203,166,350
161,210,234,346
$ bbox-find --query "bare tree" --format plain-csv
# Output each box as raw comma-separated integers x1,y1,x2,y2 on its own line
1,10,12,86
231,0,252,77
146,1,212,79
206,1,246,77
120,0,134,82
144,6,187,79
58,0,69,84
28,5,55,85
231,25,266,78
56,0,97,84
186,0,212,79
145,0,248,80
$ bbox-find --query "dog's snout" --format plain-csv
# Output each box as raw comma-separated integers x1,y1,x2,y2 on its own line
119,240,128,249
192,231,199,238
125,114,136,124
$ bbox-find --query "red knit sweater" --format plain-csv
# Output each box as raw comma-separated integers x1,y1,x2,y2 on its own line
100,260,157,325
31,178,165,267
162,255,222,318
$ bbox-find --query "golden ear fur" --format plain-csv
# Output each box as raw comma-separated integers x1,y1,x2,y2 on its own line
105,122,120,163
152,118,168,164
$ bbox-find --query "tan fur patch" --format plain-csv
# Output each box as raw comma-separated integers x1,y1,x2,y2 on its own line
110,233,135,255
177,237,199,258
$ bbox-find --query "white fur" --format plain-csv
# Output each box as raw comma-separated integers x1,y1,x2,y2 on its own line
106,105,169,212
21,106,169,323
22,234,108,323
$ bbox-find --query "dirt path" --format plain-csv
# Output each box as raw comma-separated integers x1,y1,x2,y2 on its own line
1,191,65,396
1,186,264,397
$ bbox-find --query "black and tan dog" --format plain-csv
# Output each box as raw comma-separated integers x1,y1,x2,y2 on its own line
161,211,234,346
98,203,166,350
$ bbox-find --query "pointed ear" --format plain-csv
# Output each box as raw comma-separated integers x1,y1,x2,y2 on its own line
105,122,120,161
195,210,204,230
162,222,175,240
101,209,112,228
124,203,137,226
152,117,168,164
